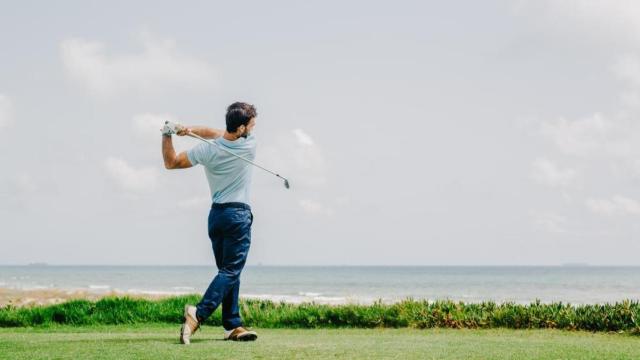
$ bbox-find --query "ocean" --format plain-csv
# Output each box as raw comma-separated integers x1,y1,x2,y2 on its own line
1,266,639,305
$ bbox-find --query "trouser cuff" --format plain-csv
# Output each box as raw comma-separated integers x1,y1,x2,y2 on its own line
223,320,243,330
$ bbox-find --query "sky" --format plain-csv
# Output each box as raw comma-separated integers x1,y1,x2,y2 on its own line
1,0,640,265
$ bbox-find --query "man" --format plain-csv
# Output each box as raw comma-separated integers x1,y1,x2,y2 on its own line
161,102,259,344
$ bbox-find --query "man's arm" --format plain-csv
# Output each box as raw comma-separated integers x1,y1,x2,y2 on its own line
178,125,224,139
162,135,193,169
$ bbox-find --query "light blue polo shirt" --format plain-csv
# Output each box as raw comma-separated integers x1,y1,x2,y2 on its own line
187,134,256,205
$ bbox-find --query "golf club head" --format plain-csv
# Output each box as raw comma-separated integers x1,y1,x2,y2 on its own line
284,179,290,189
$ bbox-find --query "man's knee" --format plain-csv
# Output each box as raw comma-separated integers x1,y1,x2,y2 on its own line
218,268,242,281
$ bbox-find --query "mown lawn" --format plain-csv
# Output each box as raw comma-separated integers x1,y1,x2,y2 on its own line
0,325,638,359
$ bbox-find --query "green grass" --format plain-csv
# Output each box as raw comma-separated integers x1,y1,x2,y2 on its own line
2,296,639,333
0,325,638,359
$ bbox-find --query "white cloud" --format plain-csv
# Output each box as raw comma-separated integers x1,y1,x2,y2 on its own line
299,199,333,216
533,212,567,233
133,113,177,138
293,129,314,146
526,1,640,163
132,112,194,153
260,129,328,188
514,1,640,44
134,113,169,134
523,3,640,225
586,195,640,216
0,94,13,128
540,114,610,156
104,157,159,193
539,112,640,179
548,1,640,24
289,129,324,175
60,32,215,97
550,1,640,36
531,158,576,187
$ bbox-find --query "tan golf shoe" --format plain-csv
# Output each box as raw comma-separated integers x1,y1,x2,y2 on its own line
180,305,200,345
224,326,258,341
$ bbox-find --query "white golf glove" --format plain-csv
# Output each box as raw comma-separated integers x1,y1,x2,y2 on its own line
161,121,180,136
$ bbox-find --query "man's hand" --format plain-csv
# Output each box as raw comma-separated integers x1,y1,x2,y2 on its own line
161,121,193,136
176,125,192,136
161,121,180,136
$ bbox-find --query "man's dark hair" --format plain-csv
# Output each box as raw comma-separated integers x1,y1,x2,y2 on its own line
226,102,257,132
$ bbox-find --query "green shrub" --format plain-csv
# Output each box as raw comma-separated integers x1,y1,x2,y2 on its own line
1,296,638,333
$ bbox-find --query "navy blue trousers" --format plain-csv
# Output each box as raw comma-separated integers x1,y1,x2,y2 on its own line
196,202,252,330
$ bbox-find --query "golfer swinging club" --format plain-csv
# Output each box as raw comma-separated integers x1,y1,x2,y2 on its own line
161,102,259,344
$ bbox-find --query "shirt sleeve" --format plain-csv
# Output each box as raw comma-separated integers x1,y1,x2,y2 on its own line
186,143,210,166
246,134,257,160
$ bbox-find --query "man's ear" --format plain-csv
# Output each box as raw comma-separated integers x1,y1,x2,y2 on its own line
237,124,246,135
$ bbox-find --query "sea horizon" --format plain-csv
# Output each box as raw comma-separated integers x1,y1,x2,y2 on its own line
2,265,639,306
5,263,640,267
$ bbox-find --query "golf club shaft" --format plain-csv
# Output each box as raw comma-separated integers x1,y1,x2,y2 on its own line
186,132,288,181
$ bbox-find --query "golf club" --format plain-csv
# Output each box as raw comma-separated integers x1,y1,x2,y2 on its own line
164,121,291,189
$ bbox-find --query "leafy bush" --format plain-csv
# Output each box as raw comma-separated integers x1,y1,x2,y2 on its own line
1,296,638,333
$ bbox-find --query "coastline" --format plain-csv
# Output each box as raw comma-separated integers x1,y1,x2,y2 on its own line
2,265,640,307
0,288,180,308
0,288,356,308
3,287,640,308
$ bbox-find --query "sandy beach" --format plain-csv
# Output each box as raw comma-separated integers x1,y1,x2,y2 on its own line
0,288,177,308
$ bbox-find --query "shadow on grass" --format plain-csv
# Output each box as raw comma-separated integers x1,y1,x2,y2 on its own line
67,335,230,345
190,338,226,343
